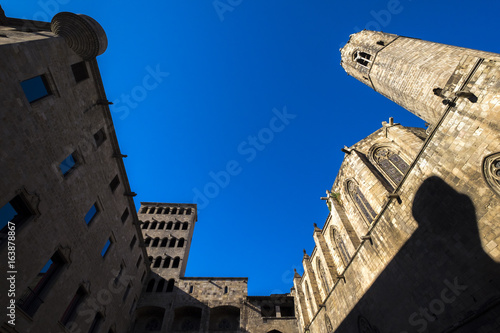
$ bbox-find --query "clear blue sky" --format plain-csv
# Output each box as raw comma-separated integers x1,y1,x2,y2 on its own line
4,0,500,295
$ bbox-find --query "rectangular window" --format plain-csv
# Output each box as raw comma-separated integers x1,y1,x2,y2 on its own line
129,299,137,315
136,255,142,268
60,153,77,176
101,238,112,257
21,75,51,103
129,235,137,249
1,194,33,241
121,208,129,223
93,128,106,147
84,204,98,225
114,264,124,286
60,286,87,326
109,175,120,193
71,61,89,82
88,313,103,333
123,283,131,301
18,252,65,317
140,207,148,214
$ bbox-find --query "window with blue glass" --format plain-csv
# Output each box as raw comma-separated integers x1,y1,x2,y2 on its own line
59,153,77,176
1,195,33,239
101,238,112,257
84,204,98,225
21,75,51,103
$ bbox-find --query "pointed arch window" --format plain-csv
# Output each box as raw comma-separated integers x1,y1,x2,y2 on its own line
347,181,377,224
373,147,409,185
331,227,351,265
316,258,330,295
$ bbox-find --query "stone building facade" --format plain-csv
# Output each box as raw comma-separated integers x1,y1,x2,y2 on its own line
2,6,499,333
0,10,149,333
293,30,500,333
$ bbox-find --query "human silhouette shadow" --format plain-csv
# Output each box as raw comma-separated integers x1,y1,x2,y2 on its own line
335,176,500,333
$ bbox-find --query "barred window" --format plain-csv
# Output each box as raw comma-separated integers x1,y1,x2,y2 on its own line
347,181,376,224
352,50,372,67
373,147,409,184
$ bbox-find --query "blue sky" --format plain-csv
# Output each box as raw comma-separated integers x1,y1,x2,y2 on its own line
4,0,500,295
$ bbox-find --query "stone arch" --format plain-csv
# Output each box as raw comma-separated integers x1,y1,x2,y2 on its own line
209,306,240,331
134,306,165,332
172,306,202,332
483,152,500,197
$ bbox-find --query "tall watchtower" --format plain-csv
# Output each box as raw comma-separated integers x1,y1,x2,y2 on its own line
138,203,197,284
340,30,500,126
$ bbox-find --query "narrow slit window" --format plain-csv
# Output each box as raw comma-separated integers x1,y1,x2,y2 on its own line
109,175,120,193
60,153,77,176
121,208,129,223
123,284,131,301
88,312,103,333
114,264,124,286
136,255,142,268
84,203,98,225
93,128,107,147
101,238,112,257
71,61,89,82
21,75,51,103
60,286,87,327
129,235,137,249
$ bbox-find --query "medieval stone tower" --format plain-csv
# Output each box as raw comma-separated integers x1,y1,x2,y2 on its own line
293,31,500,333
